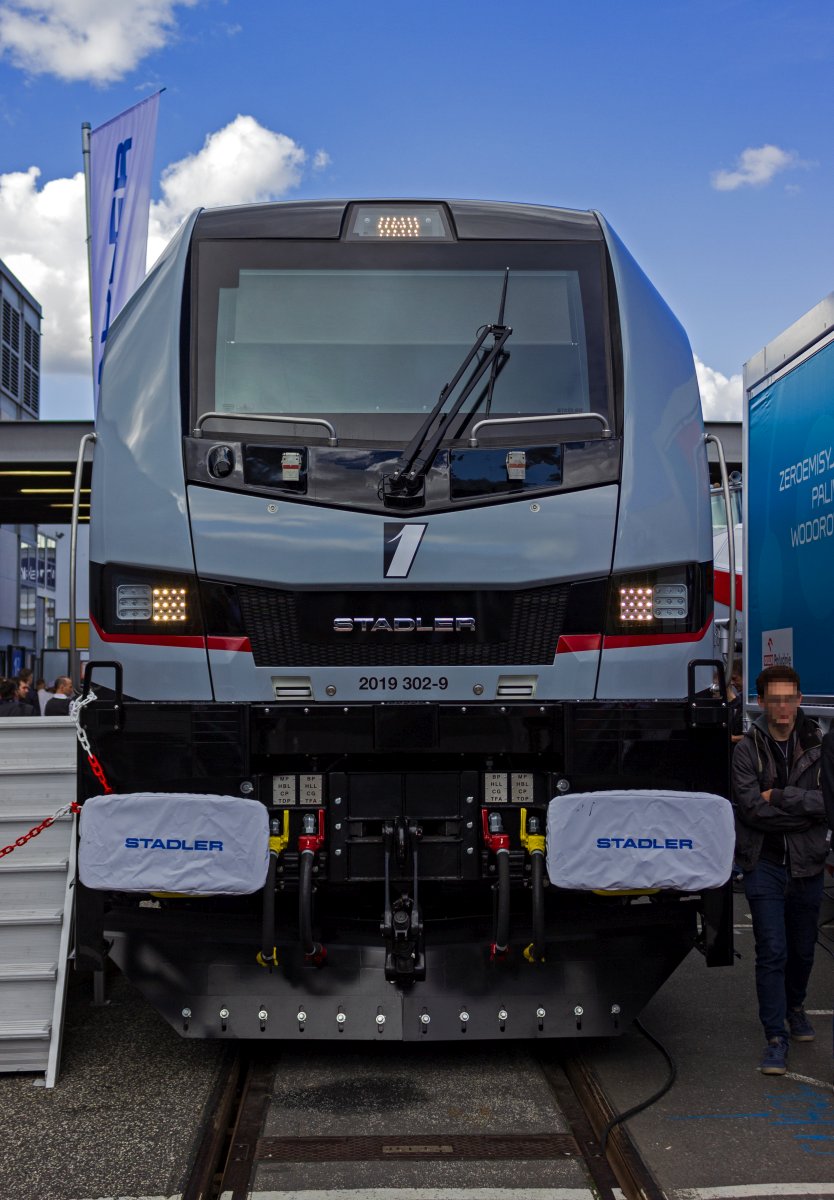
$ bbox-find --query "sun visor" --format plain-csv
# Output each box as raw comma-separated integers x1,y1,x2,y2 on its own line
79,792,270,895
546,789,734,892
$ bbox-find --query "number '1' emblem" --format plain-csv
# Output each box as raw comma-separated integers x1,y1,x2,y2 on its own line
383,523,427,578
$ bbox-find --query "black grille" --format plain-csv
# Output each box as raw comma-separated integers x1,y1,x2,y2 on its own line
191,708,245,774
238,584,570,666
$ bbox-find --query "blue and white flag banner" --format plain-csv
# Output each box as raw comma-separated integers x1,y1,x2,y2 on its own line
89,91,160,408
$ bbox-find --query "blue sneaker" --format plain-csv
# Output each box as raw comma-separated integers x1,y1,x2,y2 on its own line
760,1037,788,1074
787,1007,815,1041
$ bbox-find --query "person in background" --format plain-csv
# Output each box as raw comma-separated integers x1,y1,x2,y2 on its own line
0,677,32,716
15,670,38,713
819,728,834,1084
34,678,50,715
44,676,75,716
732,665,828,1076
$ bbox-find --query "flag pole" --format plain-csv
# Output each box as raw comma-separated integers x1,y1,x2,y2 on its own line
81,121,95,386
75,121,95,685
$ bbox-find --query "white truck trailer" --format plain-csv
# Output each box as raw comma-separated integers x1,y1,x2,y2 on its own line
743,292,834,720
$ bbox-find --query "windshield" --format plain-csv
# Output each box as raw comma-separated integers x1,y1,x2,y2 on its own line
193,241,612,439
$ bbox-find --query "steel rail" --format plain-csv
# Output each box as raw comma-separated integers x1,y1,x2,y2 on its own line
182,1053,273,1200
552,1051,667,1200
182,1046,664,1200
181,1050,246,1200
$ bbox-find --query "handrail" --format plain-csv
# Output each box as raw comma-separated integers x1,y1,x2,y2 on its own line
70,432,96,683
192,411,338,446
468,411,613,447
705,432,736,670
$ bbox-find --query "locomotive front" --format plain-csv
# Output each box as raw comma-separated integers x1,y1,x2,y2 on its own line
76,200,733,1040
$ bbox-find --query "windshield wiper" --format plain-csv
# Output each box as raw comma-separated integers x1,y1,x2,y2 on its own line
384,271,512,507
453,268,511,440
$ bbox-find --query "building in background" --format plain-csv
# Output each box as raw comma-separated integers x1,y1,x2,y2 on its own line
0,257,58,677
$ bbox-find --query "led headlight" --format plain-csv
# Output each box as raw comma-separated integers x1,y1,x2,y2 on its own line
99,566,201,636
608,566,704,636
618,583,690,622
619,586,654,623
377,214,421,237
346,204,451,240
152,586,188,623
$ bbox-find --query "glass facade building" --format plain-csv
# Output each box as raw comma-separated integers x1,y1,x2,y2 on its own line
0,258,53,677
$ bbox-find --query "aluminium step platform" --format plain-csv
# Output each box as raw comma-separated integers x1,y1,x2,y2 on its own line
0,716,77,1086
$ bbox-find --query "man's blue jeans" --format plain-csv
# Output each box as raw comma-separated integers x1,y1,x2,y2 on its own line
744,858,824,1042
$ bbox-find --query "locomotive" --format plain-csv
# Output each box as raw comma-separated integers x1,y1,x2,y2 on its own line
75,200,733,1040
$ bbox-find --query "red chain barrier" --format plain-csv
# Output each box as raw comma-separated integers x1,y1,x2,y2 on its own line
0,801,81,860
87,753,113,794
0,695,115,861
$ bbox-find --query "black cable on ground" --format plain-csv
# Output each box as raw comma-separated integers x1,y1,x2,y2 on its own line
599,1017,677,1150
815,931,834,961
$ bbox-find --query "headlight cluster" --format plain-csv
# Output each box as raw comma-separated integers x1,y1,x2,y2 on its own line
116,583,189,623
618,583,689,623
608,566,708,636
96,565,202,637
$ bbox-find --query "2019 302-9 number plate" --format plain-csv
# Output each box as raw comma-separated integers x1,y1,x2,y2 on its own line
358,675,449,691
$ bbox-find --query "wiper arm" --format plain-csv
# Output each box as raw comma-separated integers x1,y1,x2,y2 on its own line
386,273,512,505
453,268,511,441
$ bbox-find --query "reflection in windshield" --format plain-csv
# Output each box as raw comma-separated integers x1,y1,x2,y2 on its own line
213,269,591,419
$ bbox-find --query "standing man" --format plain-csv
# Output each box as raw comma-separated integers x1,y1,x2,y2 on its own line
0,678,31,715
15,670,38,713
820,727,834,1084
44,676,75,716
732,665,828,1075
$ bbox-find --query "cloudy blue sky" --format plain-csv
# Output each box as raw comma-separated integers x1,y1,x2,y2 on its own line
0,0,831,422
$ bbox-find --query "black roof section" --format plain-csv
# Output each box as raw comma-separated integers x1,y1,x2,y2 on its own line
192,199,603,242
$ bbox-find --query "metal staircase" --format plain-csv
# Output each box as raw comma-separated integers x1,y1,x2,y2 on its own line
0,716,77,1086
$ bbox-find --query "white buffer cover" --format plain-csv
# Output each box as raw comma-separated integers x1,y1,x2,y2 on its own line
79,793,269,894
546,789,734,892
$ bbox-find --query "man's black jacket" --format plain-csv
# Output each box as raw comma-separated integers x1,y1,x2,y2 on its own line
732,709,828,876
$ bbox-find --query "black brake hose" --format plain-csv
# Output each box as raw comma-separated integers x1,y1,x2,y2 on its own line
531,851,545,959
600,1017,677,1150
260,852,277,961
495,849,511,952
299,851,315,955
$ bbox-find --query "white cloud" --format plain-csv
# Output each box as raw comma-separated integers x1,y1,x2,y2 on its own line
0,0,197,84
313,149,332,171
711,144,799,191
0,118,323,389
148,115,307,262
695,355,742,422
0,165,90,376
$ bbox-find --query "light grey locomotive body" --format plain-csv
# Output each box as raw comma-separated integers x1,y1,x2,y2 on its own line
78,200,731,1040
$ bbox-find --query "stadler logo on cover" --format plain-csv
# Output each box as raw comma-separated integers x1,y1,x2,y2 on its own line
762,627,793,668
124,837,224,851
596,836,694,849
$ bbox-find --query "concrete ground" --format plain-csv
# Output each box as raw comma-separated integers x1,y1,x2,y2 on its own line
0,966,227,1200
584,891,834,1199
2,891,833,1200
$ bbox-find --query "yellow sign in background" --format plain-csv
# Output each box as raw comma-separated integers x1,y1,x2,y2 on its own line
57,620,90,650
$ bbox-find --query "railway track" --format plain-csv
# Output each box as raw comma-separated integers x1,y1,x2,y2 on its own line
181,1045,665,1200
